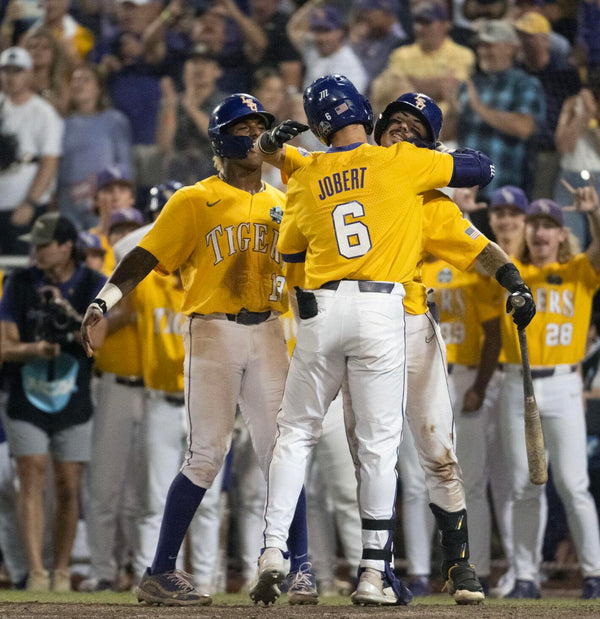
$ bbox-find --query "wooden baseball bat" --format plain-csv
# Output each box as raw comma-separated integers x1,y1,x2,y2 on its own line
512,296,548,485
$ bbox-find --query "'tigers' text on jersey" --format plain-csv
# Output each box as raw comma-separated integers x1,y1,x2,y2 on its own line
206,222,280,265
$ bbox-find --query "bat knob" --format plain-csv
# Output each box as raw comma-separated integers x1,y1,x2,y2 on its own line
511,293,525,308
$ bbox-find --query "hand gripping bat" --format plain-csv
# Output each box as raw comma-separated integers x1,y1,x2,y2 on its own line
512,295,548,485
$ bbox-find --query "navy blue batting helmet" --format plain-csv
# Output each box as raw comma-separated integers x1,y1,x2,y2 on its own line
208,93,275,158
303,75,373,146
148,181,183,216
374,92,443,148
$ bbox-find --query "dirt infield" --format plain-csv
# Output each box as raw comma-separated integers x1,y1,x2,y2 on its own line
2,598,600,619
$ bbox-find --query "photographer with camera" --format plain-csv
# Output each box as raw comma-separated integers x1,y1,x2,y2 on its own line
0,46,63,255
0,213,107,592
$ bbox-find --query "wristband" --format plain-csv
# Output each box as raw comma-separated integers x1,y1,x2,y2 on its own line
91,299,107,314
495,263,524,293
257,132,278,155
93,282,123,314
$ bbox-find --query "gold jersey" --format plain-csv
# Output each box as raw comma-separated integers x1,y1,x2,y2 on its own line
501,255,600,366
422,260,502,366
139,176,288,316
278,142,454,289
90,229,142,377
131,272,185,393
404,190,489,315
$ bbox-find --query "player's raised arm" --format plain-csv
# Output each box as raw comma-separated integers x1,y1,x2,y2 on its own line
81,246,158,356
255,120,309,169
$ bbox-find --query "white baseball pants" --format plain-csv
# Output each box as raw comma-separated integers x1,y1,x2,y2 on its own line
499,367,600,580
264,281,406,571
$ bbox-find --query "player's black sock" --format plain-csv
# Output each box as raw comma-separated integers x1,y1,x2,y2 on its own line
287,486,309,573
429,504,470,577
150,472,206,574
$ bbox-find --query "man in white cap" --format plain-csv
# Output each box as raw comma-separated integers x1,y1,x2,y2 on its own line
0,46,63,255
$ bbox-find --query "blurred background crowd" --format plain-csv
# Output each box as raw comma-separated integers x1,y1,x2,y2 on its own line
0,0,600,600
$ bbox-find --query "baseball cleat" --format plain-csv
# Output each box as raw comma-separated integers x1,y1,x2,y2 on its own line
582,576,600,599
444,563,485,605
505,579,541,599
351,568,412,606
137,568,212,606
286,562,319,605
249,547,288,605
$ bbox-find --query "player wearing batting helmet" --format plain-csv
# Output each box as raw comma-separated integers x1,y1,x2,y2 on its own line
81,93,312,606
252,79,535,605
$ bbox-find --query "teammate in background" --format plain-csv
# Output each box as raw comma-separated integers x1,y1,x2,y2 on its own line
80,93,313,606
485,186,539,598
81,206,146,592
77,231,107,273
498,192,600,600
253,85,535,605
250,75,522,608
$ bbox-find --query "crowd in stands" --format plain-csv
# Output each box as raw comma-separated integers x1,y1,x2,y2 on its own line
1,0,600,600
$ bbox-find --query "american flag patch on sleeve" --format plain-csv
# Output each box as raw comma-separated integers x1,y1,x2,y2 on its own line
465,226,481,240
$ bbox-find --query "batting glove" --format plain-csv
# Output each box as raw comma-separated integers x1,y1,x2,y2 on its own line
506,287,536,329
257,120,309,154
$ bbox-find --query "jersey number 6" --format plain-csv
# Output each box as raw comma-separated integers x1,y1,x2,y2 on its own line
332,200,372,259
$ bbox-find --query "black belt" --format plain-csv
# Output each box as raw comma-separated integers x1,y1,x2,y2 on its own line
94,369,144,387
320,280,394,294
225,309,271,325
164,394,185,407
499,363,578,379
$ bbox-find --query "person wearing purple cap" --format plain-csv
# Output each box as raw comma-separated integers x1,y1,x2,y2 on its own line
371,1,474,125
286,0,368,92
497,188,600,600
77,230,107,273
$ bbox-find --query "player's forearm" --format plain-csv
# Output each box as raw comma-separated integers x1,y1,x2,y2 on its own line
94,247,158,313
471,318,501,397
254,137,286,170
475,242,511,276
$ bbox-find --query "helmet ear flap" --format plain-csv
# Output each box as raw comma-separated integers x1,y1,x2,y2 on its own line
208,93,275,158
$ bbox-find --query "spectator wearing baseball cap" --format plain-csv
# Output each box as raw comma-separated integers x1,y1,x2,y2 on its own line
108,207,144,238
350,0,408,91
0,46,64,256
286,1,368,92
0,209,107,593
456,19,546,198
488,185,530,258
514,11,581,200
371,1,474,125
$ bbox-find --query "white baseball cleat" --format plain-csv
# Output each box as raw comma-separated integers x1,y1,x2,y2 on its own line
351,568,405,606
249,547,288,606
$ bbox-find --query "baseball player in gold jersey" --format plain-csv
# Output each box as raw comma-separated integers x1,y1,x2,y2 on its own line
80,93,312,606
253,85,533,605
130,270,224,596
499,192,600,600
251,76,527,607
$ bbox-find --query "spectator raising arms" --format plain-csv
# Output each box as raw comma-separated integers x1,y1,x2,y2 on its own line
57,64,133,230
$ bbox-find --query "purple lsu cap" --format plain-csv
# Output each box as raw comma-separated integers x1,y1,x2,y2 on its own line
77,230,105,253
310,5,345,31
97,164,134,191
109,207,144,231
526,199,564,226
489,185,529,213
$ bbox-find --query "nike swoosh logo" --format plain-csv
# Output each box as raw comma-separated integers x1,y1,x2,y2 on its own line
425,334,435,344
206,199,221,207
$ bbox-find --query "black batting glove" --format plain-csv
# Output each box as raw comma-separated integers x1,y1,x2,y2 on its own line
506,287,536,330
257,120,309,154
